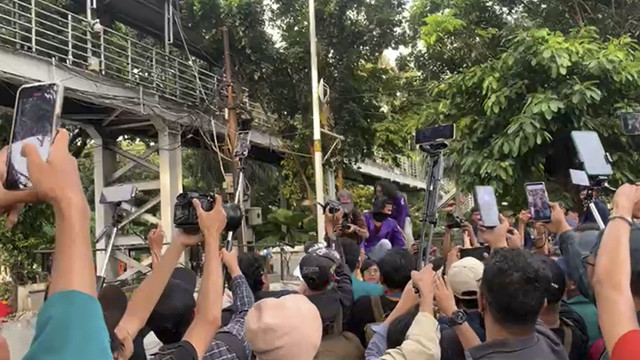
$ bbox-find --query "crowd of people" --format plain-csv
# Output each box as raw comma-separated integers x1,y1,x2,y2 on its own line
0,131,639,360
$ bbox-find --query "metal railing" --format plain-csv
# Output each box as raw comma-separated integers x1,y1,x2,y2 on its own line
0,0,273,128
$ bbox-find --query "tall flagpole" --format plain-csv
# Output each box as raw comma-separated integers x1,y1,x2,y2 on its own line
308,0,325,241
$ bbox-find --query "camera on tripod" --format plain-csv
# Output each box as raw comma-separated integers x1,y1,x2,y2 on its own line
173,192,244,234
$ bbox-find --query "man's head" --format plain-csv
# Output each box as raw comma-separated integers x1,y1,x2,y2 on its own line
470,207,481,224
337,189,355,214
372,197,393,224
246,294,322,360
587,227,640,305
375,180,398,199
448,257,484,311
299,247,340,292
378,248,413,292
339,237,361,273
537,255,566,308
146,268,197,344
479,249,550,334
239,252,269,294
99,284,130,359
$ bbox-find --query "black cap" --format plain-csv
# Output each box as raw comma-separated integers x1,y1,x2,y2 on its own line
536,255,566,304
299,248,339,291
147,267,197,344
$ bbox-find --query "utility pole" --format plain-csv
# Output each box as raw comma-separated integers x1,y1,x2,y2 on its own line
222,26,237,165
308,0,325,242
222,26,246,253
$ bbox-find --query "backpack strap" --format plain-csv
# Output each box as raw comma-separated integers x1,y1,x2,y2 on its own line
371,296,385,323
561,321,573,355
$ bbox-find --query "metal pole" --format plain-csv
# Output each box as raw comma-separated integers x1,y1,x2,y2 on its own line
308,0,325,241
222,26,238,164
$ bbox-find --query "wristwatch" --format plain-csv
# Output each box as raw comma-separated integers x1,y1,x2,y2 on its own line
447,309,467,326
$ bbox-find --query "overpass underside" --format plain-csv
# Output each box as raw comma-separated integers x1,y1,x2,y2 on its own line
0,0,437,283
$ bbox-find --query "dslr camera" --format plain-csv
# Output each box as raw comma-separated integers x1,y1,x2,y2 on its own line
173,192,244,234
323,200,343,215
445,213,465,229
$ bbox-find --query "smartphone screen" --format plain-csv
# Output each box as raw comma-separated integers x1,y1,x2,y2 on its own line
525,182,551,223
460,245,491,261
620,112,640,135
474,186,499,228
5,83,61,190
570,131,613,177
415,124,455,145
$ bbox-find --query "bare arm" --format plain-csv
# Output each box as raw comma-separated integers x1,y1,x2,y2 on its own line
182,196,226,358
441,227,452,257
593,185,640,356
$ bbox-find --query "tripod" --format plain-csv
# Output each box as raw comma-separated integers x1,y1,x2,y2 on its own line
416,143,447,270
96,204,127,292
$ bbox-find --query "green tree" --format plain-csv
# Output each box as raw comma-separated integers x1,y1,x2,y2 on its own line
419,27,640,206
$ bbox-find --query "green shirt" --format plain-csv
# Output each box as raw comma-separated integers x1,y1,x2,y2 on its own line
351,274,384,301
24,290,111,360
567,295,602,345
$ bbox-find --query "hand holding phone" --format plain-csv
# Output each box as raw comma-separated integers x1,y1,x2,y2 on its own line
5,83,63,191
525,182,551,223
474,186,500,228
459,245,490,261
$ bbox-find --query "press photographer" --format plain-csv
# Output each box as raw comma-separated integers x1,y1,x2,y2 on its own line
324,190,369,243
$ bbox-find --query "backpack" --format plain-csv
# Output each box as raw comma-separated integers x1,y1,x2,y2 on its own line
364,296,388,343
315,308,364,360
558,304,589,360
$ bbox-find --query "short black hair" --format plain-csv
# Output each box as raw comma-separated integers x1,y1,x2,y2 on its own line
387,305,419,348
378,248,414,291
362,259,377,274
536,255,566,304
480,248,550,330
339,238,360,273
238,252,267,294
376,180,398,199
372,196,393,213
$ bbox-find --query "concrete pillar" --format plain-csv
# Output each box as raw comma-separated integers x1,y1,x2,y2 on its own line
83,125,119,281
153,119,183,252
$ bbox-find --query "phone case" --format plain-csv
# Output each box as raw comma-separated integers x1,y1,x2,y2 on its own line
474,186,499,228
5,82,64,190
525,182,551,222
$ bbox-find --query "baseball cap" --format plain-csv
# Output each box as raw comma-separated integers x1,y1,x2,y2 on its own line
537,255,566,304
591,226,640,272
147,267,197,344
447,257,484,299
299,248,339,291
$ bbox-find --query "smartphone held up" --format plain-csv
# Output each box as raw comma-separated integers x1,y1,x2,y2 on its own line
525,182,551,223
474,185,500,228
4,82,63,191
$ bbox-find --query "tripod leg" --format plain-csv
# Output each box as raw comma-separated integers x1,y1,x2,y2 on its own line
96,226,119,292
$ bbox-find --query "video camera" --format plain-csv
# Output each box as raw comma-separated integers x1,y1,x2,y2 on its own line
173,192,244,234
445,213,465,229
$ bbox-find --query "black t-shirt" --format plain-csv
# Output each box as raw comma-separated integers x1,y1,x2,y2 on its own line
345,295,399,346
153,341,198,360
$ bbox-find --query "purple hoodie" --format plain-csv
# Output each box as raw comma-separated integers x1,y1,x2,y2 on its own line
361,212,405,252
391,194,411,230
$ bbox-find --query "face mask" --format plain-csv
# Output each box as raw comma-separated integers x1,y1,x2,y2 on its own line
373,213,389,223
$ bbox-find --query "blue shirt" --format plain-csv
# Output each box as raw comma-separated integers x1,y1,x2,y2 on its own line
351,275,384,301
362,212,405,252
24,290,111,360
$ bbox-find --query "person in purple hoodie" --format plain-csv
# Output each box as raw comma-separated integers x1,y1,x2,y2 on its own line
375,181,413,248
362,197,405,261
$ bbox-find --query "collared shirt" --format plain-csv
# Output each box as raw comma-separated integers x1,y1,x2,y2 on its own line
202,275,254,360
364,312,440,360
362,213,405,252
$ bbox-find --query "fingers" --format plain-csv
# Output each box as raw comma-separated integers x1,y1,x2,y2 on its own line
214,195,224,212
549,202,560,211
5,203,25,229
50,129,70,158
192,198,204,216
21,143,46,179
156,223,163,232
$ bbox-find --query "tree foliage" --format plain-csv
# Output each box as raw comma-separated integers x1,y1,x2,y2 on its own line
420,27,640,206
